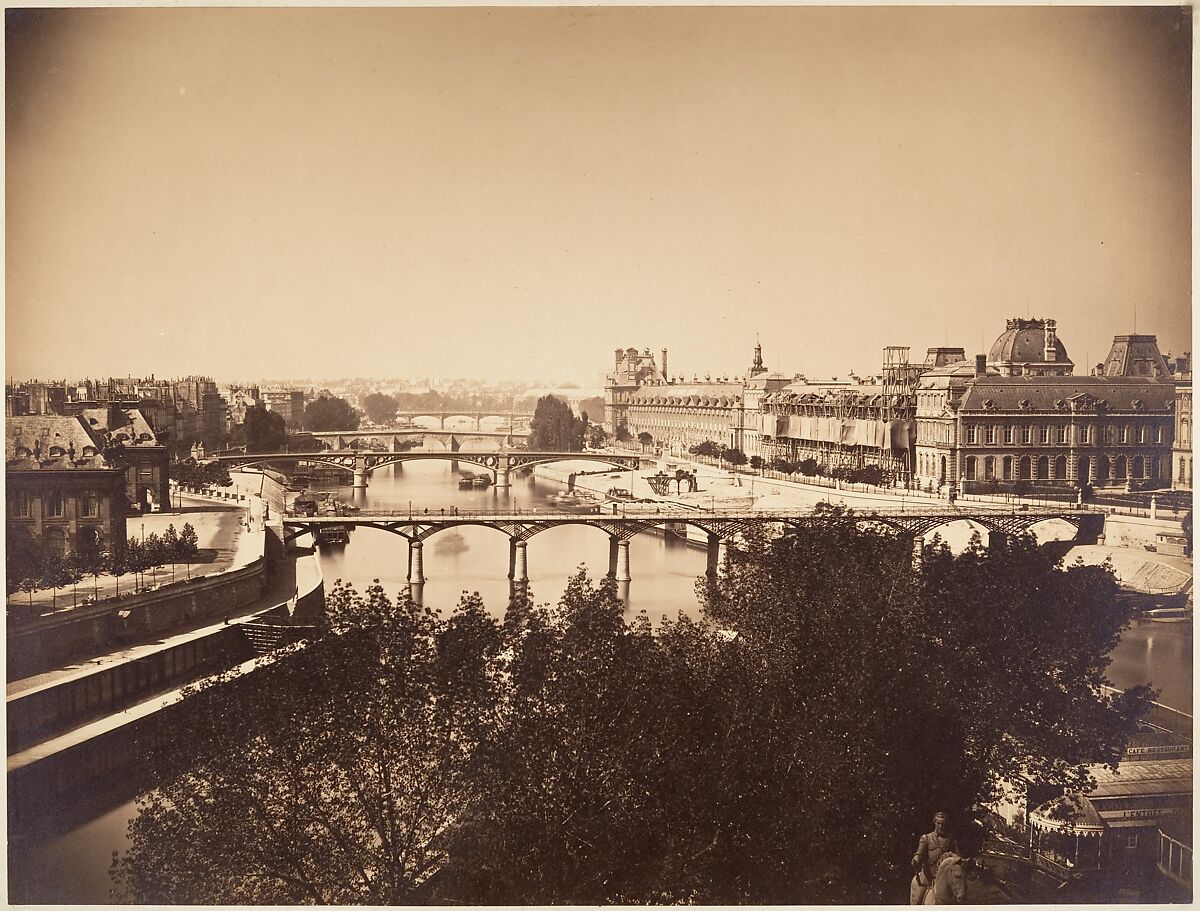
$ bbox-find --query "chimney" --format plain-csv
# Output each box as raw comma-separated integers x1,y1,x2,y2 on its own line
661,349,668,382
1044,319,1058,362
975,354,987,377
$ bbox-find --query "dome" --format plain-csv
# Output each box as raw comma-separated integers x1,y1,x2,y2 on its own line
988,318,1071,368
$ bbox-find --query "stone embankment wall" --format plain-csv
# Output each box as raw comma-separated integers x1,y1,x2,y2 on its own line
7,550,325,823
7,535,268,681
1100,514,1185,550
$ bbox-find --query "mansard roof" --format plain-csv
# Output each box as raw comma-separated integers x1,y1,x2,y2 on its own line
628,382,743,407
6,415,111,469
80,407,161,446
958,376,1175,414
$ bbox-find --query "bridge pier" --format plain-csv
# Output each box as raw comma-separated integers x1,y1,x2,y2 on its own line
512,540,528,585
408,540,425,585
494,468,511,490
615,539,632,583
706,533,721,578
439,415,445,429
352,468,368,490
988,530,1009,550
911,535,925,569
608,535,620,578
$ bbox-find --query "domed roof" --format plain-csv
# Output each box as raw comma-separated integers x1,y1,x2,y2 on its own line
988,318,1071,367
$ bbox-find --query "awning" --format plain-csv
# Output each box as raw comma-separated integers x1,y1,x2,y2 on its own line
1030,793,1106,836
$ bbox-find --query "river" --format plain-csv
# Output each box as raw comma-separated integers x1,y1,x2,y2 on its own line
9,443,1191,903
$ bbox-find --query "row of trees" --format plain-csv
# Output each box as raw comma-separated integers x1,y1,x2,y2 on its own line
688,440,749,467
114,512,1148,904
169,459,233,488
7,523,201,609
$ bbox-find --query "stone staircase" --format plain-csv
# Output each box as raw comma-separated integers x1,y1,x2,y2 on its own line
239,622,297,656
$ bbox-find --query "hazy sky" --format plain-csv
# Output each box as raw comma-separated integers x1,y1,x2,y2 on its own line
5,6,1191,384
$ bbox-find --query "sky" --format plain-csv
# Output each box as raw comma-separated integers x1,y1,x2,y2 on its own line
5,6,1192,385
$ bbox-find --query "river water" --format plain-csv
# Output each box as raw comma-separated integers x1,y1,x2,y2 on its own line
10,438,1191,903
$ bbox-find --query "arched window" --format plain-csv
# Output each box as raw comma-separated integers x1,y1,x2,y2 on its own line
1133,455,1144,479
965,457,976,481
43,526,67,557
1097,456,1110,483
1115,456,1127,480
939,456,947,483
1078,456,1090,482
1054,455,1067,481
1002,456,1014,480
1036,456,1049,480
984,456,995,480
1018,456,1032,480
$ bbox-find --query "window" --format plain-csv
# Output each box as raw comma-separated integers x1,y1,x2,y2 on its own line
1040,426,1051,444
10,490,29,518
1004,426,1013,444
1058,425,1068,444
1137,425,1146,443
965,457,976,480
81,492,98,518
985,426,995,445
965,425,976,445
1120,425,1129,443
984,456,995,480
1003,456,1014,480
1080,425,1091,444
1022,426,1032,444
46,490,64,518
1127,833,1138,849
1157,424,1165,444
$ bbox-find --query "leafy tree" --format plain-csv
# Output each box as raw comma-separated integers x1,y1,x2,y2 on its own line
720,446,747,468
749,454,765,473
637,431,654,452
6,523,42,598
527,396,586,452
114,582,502,904
161,525,180,584
798,457,820,476
615,422,633,444
244,404,288,453
108,544,129,597
362,392,399,425
1182,509,1192,556
286,433,323,452
303,396,360,433
699,511,1149,901
202,461,233,487
585,424,608,449
40,552,75,611
74,530,106,599
178,523,200,579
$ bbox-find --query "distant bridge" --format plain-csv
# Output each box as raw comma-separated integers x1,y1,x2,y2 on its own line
217,450,642,489
358,411,534,430
282,506,1104,604
307,429,520,450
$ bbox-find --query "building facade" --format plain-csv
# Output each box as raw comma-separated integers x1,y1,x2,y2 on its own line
6,416,129,555
914,324,1177,495
1168,353,1191,490
79,406,171,512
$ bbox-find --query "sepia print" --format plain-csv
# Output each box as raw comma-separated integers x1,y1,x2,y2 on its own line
5,4,1192,904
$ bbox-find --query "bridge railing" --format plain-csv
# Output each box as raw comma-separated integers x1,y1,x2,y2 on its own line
283,504,1095,520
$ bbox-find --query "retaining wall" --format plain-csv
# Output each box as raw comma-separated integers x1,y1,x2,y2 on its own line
7,536,267,681
1101,514,1185,550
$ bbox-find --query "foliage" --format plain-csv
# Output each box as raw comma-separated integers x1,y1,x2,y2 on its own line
797,457,821,476
719,445,747,467
585,424,608,448
244,404,288,453
361,392,399,425
114,581,502,904
1182,509,1192,556
527,396,586,452
303,396,361,433
688,440,722,459
749,454,765,472
169,459,231,488
615,422,632,443
286,433,324,452
700,510,1148,900
6,523,42,596
113,531,1147,904
637,431,654,451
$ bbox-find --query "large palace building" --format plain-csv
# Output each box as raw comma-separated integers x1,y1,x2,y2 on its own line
606,318,1185,492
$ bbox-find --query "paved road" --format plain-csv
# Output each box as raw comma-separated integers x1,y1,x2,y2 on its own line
6,499,246,615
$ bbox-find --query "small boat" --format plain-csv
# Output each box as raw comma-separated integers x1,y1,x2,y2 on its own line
434,531,469,554
1144,607,1191,622
606,487,634,501
293,496,318,517
315,525,350,547
472,476,491,488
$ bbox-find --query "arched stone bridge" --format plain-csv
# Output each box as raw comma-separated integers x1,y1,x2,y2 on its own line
308,429,519,450
215,450,643,489
282,506,1105,604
